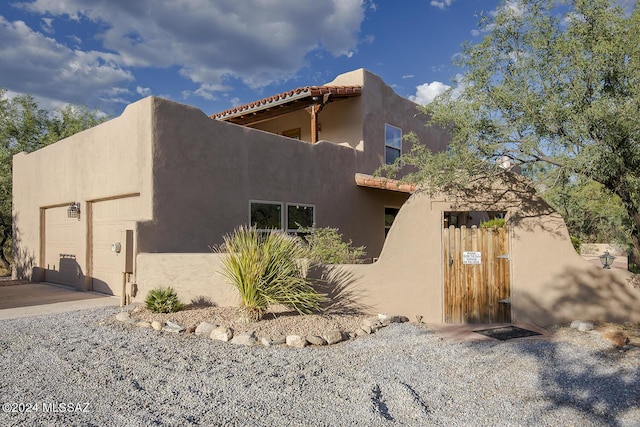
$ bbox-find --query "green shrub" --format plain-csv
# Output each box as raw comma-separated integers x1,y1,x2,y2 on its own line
145,287,184,313
479,218,506,229
570,236,582,254
217,225,325,321
303,227,366,264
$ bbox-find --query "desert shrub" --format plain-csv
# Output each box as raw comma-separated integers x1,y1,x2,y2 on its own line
217,225,325,321
479,218,506,229
303,227,366,264
570,236,582,254
145,287,184,313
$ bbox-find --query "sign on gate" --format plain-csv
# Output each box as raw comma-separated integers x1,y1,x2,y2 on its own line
463,251,482,264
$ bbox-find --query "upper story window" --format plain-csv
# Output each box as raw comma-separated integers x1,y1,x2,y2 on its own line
385,124,402,165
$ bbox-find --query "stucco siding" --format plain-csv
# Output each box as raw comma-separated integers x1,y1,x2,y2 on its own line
137,98,403,257
12,97,154,282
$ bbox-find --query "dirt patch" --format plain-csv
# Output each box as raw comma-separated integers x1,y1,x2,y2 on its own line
129,304,368,338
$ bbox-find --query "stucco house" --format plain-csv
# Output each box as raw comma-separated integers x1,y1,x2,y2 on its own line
12,69,448,300
14,67,640,326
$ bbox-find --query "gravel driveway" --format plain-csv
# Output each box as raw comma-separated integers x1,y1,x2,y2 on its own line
0,306,638,426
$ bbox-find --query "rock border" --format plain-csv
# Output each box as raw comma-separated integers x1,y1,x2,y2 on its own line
115,311,409,348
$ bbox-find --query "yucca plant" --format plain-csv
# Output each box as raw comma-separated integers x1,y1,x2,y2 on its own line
145,287,184,313
217,225,325,321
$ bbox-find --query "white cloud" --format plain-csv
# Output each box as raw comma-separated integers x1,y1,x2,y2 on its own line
13,0,367,101
0,16,133,107
430,0,454,10
136,86,152,97
409,81,450,105
40,17,53,33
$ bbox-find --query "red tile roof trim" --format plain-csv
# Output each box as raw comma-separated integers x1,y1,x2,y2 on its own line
211,85,362,120
355,173,416,193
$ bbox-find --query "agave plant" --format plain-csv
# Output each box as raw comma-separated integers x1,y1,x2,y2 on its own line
217,225,325,321
145,287,184,313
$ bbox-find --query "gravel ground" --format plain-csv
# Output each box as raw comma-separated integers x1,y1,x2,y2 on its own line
0,307,639,427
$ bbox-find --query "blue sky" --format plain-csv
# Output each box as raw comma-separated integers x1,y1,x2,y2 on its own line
1,0,501,117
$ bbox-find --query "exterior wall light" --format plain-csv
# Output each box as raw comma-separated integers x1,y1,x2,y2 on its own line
599,251,615,269
67,202,81,220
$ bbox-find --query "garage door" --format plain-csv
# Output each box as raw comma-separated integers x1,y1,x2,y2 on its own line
91,196,140,295
43,206,84,288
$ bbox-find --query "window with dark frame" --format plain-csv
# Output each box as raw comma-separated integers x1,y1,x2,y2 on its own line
385,124,402,165
287,204,315,232
250,201,283,230
385,207,400,237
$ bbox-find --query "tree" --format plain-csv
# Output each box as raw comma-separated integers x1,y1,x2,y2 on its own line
0,89,106,268
386,0,640,267
532,166,631,246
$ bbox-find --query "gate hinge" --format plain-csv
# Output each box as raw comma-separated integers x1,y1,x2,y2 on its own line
497,254,510,260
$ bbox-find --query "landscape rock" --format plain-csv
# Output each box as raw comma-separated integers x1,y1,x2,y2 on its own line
354,328,369,337
151,321,163,331
231,332,257,346
578,322,595,332
163,320,185,333
359,325,373,335
570,320,594,332
185,326,196,334
323,330,343,345
362,316,383,330
210,326,234,342
116,312,133,323
603,330,630,347
286,335,307,348
378,313,399,326
195,322,218,337
397,315,410,323
570,320,583,329
306,335,327,346
261,336,286,346
261,337,273,347
136,321,151,328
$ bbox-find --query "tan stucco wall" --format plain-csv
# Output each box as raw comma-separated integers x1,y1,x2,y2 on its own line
137,97,409,259
330,69,450,174
321,181,640,326
12,98,155,284
136,253,239,307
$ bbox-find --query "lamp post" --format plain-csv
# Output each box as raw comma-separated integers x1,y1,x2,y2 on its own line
599,251,615,269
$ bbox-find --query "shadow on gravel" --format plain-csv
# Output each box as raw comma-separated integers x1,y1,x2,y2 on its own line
511,340,640,426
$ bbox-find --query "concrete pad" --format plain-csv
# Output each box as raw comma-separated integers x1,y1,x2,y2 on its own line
426,323,552,343
0,282,120,320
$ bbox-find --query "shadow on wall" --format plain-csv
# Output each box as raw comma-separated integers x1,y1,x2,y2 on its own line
441,173,565,238
11,215,35,280
310,265,374,315
516,265,640,326
510,338,640,425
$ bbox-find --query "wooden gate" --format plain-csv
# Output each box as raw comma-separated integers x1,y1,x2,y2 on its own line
443,225,511,323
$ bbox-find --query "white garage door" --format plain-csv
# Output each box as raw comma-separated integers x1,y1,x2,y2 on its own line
43,206,84,288
91,196,140,295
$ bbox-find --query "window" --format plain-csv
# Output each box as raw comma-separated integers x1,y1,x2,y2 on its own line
385,124,402,165
250,201,283,230
287,204,315,232
249,201,315,233
385,207,400,237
